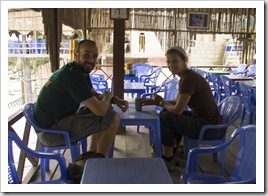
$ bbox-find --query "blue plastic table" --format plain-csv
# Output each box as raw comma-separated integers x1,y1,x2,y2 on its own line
80,158,173,184
112,102,162,158
124,82,146,97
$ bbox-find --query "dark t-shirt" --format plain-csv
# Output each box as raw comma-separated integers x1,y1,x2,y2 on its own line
34,62,94,128
179,69,222,124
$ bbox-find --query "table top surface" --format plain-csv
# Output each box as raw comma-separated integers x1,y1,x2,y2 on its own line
113,102,159,121
124,82,145,90
192,65,237,68
80,158,173,184
225,75,254,81
206,70,230,74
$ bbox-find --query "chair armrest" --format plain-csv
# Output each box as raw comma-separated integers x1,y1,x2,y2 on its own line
139,73,153,82
186,136,234,173
198,123,229,140
143,75,158,84
29,122,73,147
140,92,154,98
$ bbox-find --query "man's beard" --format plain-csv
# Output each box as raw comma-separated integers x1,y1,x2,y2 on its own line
77,62,95,73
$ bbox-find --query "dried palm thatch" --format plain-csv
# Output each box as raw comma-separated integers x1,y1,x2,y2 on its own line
9,8,256,71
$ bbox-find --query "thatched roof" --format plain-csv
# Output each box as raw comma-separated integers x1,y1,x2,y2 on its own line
8,8,256,72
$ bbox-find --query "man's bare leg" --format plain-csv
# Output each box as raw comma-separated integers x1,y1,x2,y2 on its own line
88,133,100,152
96,113,120,156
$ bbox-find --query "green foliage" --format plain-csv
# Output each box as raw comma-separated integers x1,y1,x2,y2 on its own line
8,60,17,69
106,43,113,54
30,59,45,74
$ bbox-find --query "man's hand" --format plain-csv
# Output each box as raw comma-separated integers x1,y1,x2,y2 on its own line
152,93,164,106
113,96,129,112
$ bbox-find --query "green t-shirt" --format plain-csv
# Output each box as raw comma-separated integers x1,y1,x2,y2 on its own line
34,62,93,128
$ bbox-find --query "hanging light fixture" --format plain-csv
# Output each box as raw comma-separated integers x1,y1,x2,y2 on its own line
139,32,145,52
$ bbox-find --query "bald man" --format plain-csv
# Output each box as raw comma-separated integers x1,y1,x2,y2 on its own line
34,40,128,156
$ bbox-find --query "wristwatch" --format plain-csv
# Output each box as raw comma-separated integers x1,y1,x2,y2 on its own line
111,96,117,104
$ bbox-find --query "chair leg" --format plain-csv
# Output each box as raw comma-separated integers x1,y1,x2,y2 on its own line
40,158,46,181
81,138,87,153
249,111,256,124
108,141,114,158
136,125,140,133
70,145,80,162
149,127,153,146
213,152,217,162
240,108,246,127
221,150,226,176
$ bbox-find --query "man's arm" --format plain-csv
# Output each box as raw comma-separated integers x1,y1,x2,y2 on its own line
83,89,113,116
91,88,103,101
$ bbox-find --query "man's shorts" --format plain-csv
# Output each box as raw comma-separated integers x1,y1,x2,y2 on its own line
38,106,116,147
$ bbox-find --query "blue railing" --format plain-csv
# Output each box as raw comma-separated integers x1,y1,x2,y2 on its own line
8,39,70,54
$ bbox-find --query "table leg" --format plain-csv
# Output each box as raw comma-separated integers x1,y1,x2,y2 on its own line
150,121,162,158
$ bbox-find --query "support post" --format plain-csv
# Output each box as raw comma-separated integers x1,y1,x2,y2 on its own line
112,19,125,99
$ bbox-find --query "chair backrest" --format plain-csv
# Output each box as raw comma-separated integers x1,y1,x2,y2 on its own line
163,77,179,100
132,64,153,81
23,103,39,130
220,75,233,97
144,66,162,85
234,63,247,75
246,64,256,77
195,69,207,79
230,125,256,182
251,87,256,106
235,82,252,113
89,73,109,93
210,73,224,100
218,95,242,125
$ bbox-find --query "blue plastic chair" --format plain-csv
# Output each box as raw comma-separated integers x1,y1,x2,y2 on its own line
251,87,256,106
233,63,247,75
8,130,73,184
195,69,207,79
220,75,235,97
183,95,243,176
209,73,225,104
132,64,153,82
29,39,37,54
23,103,87,181
140,77,179,142
140,66,162,93
140,77,179,99
245,64,256,78
236,82,256,126
180,125,256,184
90,73,109,93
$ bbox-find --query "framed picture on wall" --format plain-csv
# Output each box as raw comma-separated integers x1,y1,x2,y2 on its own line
187,12,210,29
